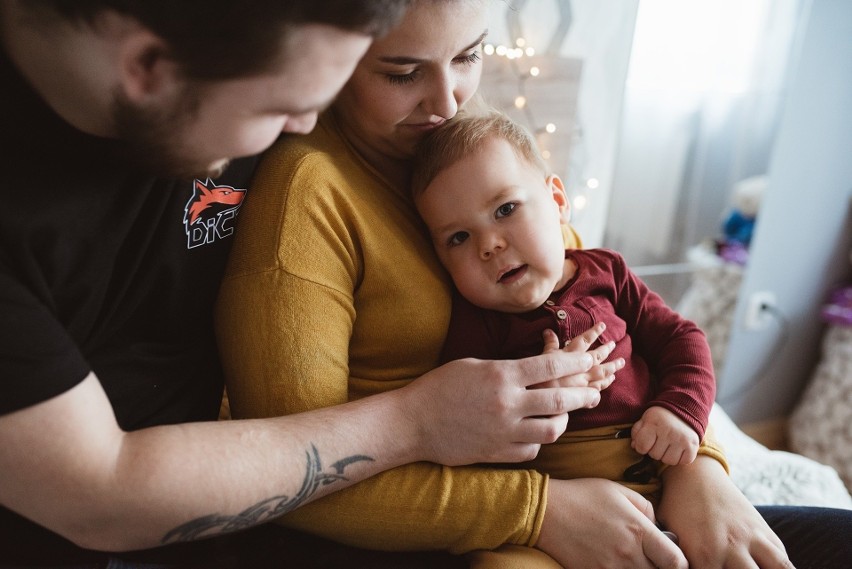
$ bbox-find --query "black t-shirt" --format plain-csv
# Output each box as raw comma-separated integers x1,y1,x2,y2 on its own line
0,46,259,562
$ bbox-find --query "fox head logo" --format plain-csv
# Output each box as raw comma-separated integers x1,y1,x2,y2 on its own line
183,179,246,249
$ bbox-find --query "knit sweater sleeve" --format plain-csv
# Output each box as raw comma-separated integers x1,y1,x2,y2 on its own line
216,128,549,553
605,250,716,438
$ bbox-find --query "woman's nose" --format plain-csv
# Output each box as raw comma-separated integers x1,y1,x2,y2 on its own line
423,72,459,119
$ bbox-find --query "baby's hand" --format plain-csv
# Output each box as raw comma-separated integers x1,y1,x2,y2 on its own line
631,406,699,465
536,325,623,391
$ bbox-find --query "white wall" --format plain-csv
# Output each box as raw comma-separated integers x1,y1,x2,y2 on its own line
483,0,639,247
719,0,852,422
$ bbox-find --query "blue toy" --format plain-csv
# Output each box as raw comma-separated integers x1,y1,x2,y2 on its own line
721,175,766,247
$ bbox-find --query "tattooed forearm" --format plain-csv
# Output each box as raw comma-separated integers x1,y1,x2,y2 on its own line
161,444,374,544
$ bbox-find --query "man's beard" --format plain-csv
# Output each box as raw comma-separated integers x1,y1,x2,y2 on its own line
111,88,229,180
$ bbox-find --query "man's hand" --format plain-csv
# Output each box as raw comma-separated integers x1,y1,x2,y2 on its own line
404,347,607,466
632,406,700,465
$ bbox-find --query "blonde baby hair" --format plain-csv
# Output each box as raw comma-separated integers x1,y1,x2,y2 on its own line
411,107,549,198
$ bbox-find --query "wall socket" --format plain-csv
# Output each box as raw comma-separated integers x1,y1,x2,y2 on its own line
744,291,777,330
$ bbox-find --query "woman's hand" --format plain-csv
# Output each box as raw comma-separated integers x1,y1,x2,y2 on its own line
401,349,606,466
537,478,688,569
536,324,624,390
658,454,794,568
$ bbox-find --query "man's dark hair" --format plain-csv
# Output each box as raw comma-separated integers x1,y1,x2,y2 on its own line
30,0,412,79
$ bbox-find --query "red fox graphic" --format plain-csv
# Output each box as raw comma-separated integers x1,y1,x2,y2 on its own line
186,179,245,224
183,179,246,249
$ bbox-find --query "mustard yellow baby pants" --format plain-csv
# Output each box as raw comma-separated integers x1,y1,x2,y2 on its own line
467,423,665,569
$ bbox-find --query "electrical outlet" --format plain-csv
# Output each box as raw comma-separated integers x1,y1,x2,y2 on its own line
744,291,777,330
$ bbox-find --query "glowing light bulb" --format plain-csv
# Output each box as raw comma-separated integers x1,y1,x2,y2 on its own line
495,45,507,56
545,123,557,133
515,38,526,48
525,47,536,57
573,195,588,210
514,96,527,109
484,44,495,55
586,178,600,189
529,66,540,77
542,150,552,160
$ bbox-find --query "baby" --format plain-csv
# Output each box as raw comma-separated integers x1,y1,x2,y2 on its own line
412,110,716,498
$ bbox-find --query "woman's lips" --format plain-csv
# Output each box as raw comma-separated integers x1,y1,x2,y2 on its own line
404,119,446,132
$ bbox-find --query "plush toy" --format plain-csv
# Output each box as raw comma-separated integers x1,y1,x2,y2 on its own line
721,175,767,247
715,175,767,265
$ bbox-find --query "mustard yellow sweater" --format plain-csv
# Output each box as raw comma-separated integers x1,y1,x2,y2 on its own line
217,113,551,553
216,113,727,554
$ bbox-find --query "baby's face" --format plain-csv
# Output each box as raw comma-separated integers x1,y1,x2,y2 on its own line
416,137,571,313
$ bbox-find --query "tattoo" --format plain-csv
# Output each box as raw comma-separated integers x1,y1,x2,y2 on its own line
161,444,374,544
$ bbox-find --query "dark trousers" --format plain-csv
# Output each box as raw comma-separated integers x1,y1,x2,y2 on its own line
4,506,850,569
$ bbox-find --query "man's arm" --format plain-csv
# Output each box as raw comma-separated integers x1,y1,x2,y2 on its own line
0,353,601,552
0,372,413,552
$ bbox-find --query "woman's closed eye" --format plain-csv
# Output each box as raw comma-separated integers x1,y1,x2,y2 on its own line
385,50,480,86
386,70,419,85
454,50,482,66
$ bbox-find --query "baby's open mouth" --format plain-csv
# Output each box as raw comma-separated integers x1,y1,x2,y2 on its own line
498,265,527,283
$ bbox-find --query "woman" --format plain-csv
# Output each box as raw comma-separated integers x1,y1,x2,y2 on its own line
217,1,850,567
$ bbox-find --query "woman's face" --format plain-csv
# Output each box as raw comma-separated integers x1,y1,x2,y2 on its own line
334,0,488,162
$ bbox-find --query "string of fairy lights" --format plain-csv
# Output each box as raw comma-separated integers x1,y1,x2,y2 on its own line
482,37,597,217
483,40,556,137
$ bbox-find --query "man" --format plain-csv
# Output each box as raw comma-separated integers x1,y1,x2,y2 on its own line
0,1,605,565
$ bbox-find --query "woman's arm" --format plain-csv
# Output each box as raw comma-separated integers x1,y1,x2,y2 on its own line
658,455,793,568
537,478,688,569
217,266,603,552
215,140,604,552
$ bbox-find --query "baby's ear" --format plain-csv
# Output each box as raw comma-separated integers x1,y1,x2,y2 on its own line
548,174,572,224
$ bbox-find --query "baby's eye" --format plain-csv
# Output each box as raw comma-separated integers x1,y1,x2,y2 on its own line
448,231,469,246
495,202,516,218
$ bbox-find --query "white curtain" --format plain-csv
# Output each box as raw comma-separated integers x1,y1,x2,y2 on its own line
603,0,804,285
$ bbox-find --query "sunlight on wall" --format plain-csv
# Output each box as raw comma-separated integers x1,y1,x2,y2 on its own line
627,0,769,95
484,0,639,247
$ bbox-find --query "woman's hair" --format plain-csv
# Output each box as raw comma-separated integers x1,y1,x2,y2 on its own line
25,0,412,79
411,107,548,197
